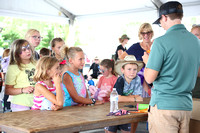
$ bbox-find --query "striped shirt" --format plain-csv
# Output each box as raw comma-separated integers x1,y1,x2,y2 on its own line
31,81,56,110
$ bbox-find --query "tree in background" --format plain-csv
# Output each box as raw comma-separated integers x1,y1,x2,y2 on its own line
0,31,20,49
0,16,69,50
37,27,54,50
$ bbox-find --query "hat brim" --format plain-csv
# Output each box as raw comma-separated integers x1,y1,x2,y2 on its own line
94,57,99,60
115,60,144,76
122,37,130,40
153,17,161,24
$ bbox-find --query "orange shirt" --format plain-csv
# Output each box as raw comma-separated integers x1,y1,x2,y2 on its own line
97,75,117,102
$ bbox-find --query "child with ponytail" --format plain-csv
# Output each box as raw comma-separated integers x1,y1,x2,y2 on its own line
89,59,117,102
61,46,103,106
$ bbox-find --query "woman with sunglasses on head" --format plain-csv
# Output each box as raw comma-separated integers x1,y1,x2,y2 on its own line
119,23,154,97
25,29,43,60
5,39,36,112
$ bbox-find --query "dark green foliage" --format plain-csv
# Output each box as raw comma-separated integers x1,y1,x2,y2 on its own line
0,31,20,48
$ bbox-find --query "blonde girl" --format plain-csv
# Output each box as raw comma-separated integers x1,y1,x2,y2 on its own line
51,37,65,61
5,39,36,112
62,46,103,106
90,59,117,102
32,56,63,110
25,29,42,60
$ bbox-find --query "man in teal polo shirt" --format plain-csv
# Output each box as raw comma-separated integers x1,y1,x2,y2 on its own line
142,1,200,133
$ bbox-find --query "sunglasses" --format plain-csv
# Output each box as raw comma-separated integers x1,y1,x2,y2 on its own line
141,31,152,36
99,69,107,73
32,36,43,40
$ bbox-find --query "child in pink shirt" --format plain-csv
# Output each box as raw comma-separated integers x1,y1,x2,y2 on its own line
89,59,117,102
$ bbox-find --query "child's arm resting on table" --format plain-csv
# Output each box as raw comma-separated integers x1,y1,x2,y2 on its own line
118,95,143,102
35,83,63,107
63,73,103,105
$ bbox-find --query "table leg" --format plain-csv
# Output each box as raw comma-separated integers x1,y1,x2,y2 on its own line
131,122,138,133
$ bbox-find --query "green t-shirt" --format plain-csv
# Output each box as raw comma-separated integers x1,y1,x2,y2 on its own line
146,24,200,111
5,62,36,107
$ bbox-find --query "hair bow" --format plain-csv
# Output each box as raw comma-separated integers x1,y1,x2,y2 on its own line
60,60,67,65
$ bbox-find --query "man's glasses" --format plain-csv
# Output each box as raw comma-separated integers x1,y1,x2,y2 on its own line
32,36,43,40
141,31,152,36
21,44,31,52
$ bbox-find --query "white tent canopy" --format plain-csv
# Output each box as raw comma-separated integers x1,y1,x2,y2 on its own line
0,0,200,24
0,0,200,59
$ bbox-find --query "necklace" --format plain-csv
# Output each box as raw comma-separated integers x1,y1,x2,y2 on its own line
140,42,152,51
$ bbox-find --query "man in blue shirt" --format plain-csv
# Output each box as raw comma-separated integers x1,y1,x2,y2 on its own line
142,1,200,133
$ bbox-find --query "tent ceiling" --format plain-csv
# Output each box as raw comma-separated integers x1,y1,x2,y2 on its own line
0,0,200,23
53,0,156,16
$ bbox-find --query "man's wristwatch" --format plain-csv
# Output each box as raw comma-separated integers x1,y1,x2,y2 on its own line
91,98,96,105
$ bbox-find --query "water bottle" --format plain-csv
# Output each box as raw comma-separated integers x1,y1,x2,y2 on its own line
110,88,118,112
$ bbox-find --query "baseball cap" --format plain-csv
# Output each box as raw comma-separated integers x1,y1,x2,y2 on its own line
153,1,183,24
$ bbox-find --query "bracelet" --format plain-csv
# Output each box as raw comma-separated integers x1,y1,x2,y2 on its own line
21,88,23,94
91,98,96,105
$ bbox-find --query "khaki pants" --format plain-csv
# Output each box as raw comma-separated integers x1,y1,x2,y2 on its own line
148,105,191,133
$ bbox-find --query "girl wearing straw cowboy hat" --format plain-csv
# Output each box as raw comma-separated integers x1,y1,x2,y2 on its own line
106,55,144,133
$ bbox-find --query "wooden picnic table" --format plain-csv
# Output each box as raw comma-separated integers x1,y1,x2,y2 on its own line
0,98,150,133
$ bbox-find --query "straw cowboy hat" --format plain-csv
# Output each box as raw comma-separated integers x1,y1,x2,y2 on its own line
115,55,144,75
